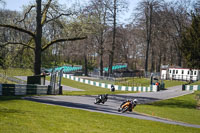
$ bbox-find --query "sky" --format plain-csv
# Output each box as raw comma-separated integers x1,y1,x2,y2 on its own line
3,0,141,24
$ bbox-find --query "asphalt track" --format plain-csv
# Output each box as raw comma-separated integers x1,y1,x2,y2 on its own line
23,85,200,129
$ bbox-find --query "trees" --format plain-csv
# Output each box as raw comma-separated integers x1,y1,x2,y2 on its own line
164,0,191,67
181,13,200,68
134,0,164,75
84,0,111,76
107,0,127,76
130,0,192,74
0,0,86,75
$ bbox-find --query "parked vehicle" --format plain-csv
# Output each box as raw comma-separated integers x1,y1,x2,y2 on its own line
118,99,137,113
94,94,108,104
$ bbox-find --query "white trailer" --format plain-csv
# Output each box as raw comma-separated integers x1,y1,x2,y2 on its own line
161,67,200,81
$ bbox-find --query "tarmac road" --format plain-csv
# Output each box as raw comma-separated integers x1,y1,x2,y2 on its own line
23,86,200,129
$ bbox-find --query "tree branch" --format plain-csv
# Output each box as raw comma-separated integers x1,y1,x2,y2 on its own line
45,13,72,24
16,5,36,23
41,0,52,25
1,42,35,50
42,36,87,51
0,24,35,37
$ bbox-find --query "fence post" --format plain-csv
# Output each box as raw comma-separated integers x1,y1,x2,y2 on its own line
59,86,63,95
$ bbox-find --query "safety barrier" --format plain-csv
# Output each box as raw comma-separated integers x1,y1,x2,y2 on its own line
63,74,158,92
182,85,200,91
0,84,48,96
103,65,127,72
46,65,82,73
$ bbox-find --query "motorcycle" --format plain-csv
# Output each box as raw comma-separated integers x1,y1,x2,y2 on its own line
118,99,137,113
94,94,108,104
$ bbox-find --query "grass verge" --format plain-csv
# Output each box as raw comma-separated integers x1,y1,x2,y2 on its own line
0,96,199,133
134,91,200,125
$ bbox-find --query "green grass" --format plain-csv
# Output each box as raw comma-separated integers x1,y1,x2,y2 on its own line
0,68,33,77
115,77,150,86
134,91,200,125
46,77,136,95
0,96,199,133
163,80,187,88
191,81,200,85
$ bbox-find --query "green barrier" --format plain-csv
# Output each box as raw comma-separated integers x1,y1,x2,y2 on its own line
26,85,37,95
2,84,15,96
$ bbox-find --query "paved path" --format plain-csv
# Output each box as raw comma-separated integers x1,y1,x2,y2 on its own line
23,86,200,128
15,76,84,91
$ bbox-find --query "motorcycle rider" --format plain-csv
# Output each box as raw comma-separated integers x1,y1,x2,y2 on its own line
119,99,137,112
94,94,108,104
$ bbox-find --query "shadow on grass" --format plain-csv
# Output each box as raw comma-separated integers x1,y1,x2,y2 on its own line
0,96,22,102
0,108,26,114
0,96,28,114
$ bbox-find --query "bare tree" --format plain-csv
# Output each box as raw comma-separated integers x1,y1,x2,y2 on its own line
0,0,86,75
107,0,128,76
84,0,111,76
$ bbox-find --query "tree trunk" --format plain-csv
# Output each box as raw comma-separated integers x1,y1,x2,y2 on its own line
150,47,155,72
157,50,162,72
108,0,116,76
99,52,103,76
34,0,42,75
144,3,152,77
177,49,182,67
99,31,104,76
84,53,88,76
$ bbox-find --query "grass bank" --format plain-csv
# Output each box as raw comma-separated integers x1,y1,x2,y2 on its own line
0,96,199,133
134,91,200,125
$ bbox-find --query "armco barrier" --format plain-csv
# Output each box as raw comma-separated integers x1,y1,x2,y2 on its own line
63,74,158,92
0,84,48,96
182,85,200,91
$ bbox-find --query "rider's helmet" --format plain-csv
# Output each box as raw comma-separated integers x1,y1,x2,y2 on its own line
133,99,138,104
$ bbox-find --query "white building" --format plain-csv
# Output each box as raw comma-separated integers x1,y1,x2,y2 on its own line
161,67,200,81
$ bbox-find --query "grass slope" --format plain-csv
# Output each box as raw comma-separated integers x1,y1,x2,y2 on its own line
134,91,200,125
0,96,199,133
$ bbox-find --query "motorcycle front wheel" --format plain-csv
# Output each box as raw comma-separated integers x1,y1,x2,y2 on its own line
94,98,100,104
